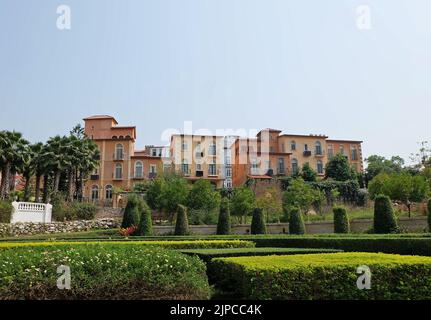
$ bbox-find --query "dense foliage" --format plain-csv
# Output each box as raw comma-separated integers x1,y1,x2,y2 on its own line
0,245,210,300
230,186,255,223
0,201,12,223
325,153,357,181
211,253,431,299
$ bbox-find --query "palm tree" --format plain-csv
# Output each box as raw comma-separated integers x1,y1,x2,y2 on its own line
45,136,70,194
0,131,29,200
22,142,44,201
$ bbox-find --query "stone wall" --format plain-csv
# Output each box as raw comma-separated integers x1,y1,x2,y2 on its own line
0,218,120,237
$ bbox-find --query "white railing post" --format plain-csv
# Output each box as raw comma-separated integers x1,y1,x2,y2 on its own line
45,203,53,223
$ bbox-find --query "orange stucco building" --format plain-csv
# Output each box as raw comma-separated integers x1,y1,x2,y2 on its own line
232,129,363,186
83,115,364,203
83,115,169,205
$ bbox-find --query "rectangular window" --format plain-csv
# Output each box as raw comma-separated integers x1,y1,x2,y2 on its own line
150,165,157,173
182,141,188,151
278,158,285,174
351,148,358,160
226,168,232,178
182,163,189,174
208,164,217,175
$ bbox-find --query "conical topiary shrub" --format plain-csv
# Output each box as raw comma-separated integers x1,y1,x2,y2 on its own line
251,207,267,235
373,194,398,234
121,194,141,229
289,207,305,235
136,201,153,236
175,204,189,236
427,199,431,232
217,198,231,235
333,206,350,233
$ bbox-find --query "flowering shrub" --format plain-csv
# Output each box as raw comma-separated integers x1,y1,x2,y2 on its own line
119,226,137,237
0,245,210,300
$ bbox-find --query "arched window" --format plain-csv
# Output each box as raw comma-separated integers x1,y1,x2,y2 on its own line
135,161,143,178
315,141,322,155
115,144,124,160
91,185,99,200
105,185,113,200
291,159,298,175
115,163,123,179
290,141,296,151
317,160,324,174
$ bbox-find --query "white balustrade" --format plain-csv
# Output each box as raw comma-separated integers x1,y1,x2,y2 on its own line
11,202,52,224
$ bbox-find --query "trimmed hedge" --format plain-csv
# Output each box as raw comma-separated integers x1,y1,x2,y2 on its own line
217,198,231,235
374,195,398,234
250,208,266,235
175,205,189,236
136,202,153,236
333,206,349,233
181,247,342,262
249,236,431,256
289,207,305,235
121,194,142,229
0,245,210,299
211,252,431,299
0,240,255,250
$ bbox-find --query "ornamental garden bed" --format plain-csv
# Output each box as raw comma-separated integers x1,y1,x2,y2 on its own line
211,252,431,300
0,245,210,300
0,239,254,250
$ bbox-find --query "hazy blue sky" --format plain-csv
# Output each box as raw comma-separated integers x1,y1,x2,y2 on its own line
0,0,430,164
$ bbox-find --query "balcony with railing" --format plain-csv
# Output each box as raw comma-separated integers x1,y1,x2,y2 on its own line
303,150,312,157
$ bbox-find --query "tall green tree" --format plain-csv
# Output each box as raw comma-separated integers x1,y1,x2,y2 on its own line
325,153,356,181
301,163,317,182
187,179,221,212
230,186,255,223
282,178,323,214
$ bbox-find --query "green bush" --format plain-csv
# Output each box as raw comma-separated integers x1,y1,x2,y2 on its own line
121,194,142,229
374,195,398,234
0,201,12,223
250,207,266,235
217,198,231,235
289,207,305,235
211,252,431,299
175,204,189,236
333,206,350,233
428,199,431,232
70,202,97,220
0,245,210,299
51,193,67,222
136,202,153,236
